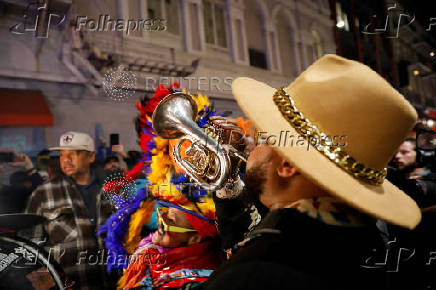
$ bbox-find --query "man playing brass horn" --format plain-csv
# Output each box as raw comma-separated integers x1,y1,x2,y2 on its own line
198,55,421,290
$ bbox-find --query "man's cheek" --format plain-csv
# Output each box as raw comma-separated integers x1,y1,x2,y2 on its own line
245,152,259,170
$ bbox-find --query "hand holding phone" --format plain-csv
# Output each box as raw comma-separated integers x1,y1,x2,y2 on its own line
112,144,127,158
110,134,120,147
7,152,34,170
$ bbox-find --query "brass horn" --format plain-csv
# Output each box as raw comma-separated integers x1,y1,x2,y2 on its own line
152,92,246,191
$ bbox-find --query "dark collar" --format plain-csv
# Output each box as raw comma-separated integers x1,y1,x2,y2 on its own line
64,168,97,189
254,207,377,236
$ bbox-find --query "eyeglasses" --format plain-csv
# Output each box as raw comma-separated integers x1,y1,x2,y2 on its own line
156,207,197,234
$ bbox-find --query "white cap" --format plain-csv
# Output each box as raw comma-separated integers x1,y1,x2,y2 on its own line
49,131,95,152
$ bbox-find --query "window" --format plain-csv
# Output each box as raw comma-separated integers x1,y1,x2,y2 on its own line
311,29,323,59
126,0,180,37
269,31,278,70
204,1,215,44
165,0,180,35
203,0,227,48
276,11,298,77
148,0,162,19
148,0,180,35
128,0,143,37
215,5,227,47
235,19,245,60
190,3,201,50
244,0,267,69
249,49,267,69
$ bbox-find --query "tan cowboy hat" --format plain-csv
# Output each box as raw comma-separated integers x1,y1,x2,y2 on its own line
233,54,421,229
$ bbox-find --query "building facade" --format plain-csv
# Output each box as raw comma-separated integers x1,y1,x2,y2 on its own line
329,0,436,127
0,0,336,157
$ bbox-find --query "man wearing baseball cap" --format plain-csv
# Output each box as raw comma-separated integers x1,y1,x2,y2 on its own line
24,131,113,289
202,55,421,290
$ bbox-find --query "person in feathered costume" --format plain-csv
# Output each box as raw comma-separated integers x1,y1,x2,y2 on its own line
99,82,253,289
119,198,221,289
97,83,183,274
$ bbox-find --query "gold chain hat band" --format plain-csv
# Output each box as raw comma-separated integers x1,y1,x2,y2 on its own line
272,88,387,185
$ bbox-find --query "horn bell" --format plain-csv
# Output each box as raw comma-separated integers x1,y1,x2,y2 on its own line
152,92,199,139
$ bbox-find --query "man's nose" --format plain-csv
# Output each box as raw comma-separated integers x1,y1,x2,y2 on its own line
62,155,72,161
61,157,72,164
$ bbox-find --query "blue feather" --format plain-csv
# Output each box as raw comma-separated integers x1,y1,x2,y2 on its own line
97,187,148,272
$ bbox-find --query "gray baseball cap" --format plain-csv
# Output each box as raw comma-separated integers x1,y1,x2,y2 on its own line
49,131,95,152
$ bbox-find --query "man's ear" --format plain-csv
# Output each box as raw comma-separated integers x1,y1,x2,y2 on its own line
187,233,202,245
276,159,298,178
89,152,95,163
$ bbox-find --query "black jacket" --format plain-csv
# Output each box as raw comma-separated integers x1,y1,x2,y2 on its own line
213,194,269,251
387,211,436,290
202,208,388,290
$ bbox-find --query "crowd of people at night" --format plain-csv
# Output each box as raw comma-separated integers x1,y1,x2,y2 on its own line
0,55,435,290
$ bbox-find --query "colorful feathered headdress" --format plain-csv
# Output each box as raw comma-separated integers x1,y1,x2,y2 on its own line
98,83,226,272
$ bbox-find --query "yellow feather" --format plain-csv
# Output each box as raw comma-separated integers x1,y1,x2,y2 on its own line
148,152,171,184
154,137,168,150
193,93,210,113
182,195,216,219
124,199,155,254
117,274,127,290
